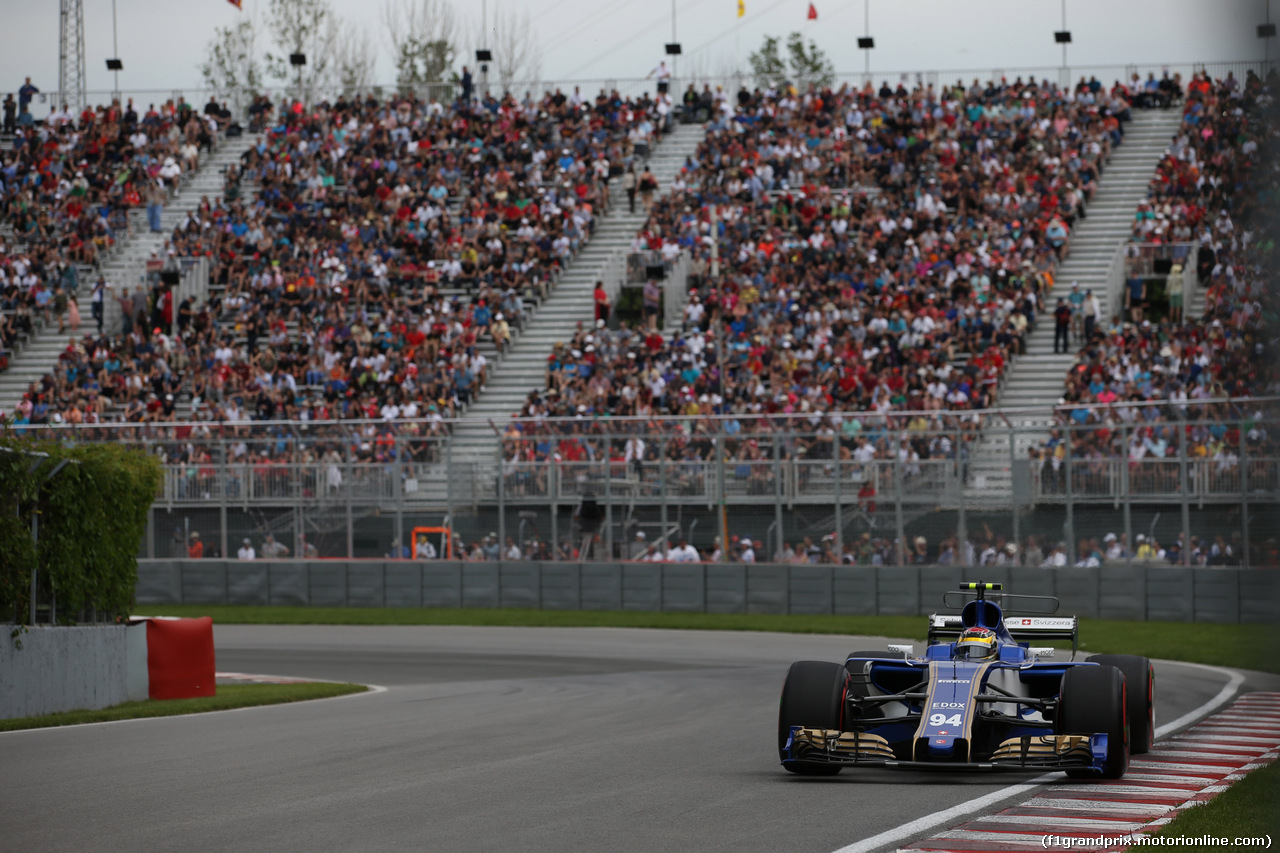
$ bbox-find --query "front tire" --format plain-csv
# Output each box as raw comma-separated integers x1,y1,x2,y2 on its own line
1057,664,1129,779
778,660,847,776
1090,655,1154,754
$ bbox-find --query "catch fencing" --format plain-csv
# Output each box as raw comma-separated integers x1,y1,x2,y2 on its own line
9,399,1278,568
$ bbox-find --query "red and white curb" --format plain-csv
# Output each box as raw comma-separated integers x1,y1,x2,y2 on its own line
899,692,1280,852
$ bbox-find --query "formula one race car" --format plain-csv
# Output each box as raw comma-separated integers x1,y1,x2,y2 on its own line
778,583,1154,779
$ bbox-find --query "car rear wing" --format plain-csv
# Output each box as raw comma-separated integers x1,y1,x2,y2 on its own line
927,614,1079,659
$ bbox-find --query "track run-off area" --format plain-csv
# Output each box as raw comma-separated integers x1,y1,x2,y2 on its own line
3,626,1277,853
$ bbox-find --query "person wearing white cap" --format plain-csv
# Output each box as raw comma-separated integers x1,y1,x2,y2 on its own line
1104,533,1125,562
738,537,756,563
237,537,256,560
629,530,648,560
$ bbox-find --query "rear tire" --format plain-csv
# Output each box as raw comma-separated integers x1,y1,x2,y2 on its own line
1057,664,1129,779
778,660,847,776
1090,655,1154,754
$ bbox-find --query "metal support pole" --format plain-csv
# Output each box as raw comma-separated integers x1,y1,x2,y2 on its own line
1064,424,1075,565
1008,424,1019,552
834,437,843,563
498,441,507,558
604,449,613,561
1240,426,1251,567
345,447,354,559
772,426,784,560
894,456,906,566
716,426,728,561
394,438,404,562
1121,422,1133,567
219,437,229,560
445,436,454,534
1179,409,1191,567
660,436,668,553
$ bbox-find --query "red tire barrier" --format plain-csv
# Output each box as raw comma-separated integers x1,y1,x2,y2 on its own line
146,617,216,700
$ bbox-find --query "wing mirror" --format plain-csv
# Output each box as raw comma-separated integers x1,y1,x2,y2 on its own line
1029,647,1055,658
887,644,915,657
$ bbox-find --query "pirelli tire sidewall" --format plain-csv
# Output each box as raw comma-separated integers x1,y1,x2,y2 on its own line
1057,663,1130,779
1089,654,1154,755
778,660,848,775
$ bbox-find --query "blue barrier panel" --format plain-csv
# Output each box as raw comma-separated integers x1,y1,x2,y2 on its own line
876,567,919,615
747,565,787,614
1146,567,1193,622
499,562,539,609
181,561,228,605
462,562,499,609
347,562,386,607
135,562,181,605
385,562,423,608
789,565,832,615
266,562,308,606
540,563,580,610
706,564,746,614
1053,567,1100,619
1099,566,1146,621
833,566,876,615
581,563,622,611
622,563,661,611
423,562,464,608
661,564,705,612
227,563,268,606
1006,568,1056,599
308,562,348,607
920,566,966,613
1191,569,1238,624
1239,571,1280,624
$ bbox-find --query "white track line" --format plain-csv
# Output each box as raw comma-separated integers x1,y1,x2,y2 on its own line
1152,664,1245,738
0,682,388,735
830,663,1242,853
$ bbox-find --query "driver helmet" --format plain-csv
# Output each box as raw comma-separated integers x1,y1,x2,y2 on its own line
956,627,997,661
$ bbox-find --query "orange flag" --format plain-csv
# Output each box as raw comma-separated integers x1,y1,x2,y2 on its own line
807,3,817,19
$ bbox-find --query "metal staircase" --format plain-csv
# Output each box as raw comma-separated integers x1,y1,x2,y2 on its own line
409,122,708,505
0,134,255,415
964,108,1188,499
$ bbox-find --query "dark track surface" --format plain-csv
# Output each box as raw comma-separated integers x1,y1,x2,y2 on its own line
3,626,1270,853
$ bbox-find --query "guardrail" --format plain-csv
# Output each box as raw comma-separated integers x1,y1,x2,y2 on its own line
133,561,1279,624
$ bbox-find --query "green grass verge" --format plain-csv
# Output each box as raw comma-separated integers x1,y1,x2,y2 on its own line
132,605,1280,674
1154,758,1280,850
0,682,367,733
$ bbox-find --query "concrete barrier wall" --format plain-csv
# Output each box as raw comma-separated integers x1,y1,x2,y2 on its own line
135,562,1280,624
0,625,131,719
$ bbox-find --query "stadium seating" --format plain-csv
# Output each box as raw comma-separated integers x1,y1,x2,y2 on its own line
1038,69,1276,492
3,89,667,426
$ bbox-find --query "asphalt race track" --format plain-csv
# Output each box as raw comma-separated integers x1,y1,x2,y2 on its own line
5,626,1277,853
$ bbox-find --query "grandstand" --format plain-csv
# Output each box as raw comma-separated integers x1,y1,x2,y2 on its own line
1,62,1275,567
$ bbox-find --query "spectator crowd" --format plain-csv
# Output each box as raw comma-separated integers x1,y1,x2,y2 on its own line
4,85,669,428
1039,68,1277,493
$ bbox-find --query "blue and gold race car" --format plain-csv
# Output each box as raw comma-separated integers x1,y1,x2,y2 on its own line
778,583,1154,779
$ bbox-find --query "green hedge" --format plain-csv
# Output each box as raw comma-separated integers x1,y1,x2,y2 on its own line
0,435,160,623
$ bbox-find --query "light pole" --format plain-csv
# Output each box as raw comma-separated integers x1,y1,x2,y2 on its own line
1055,0,1072,90
1261,0,1276,64
110,0,120,102
859,0,874,80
